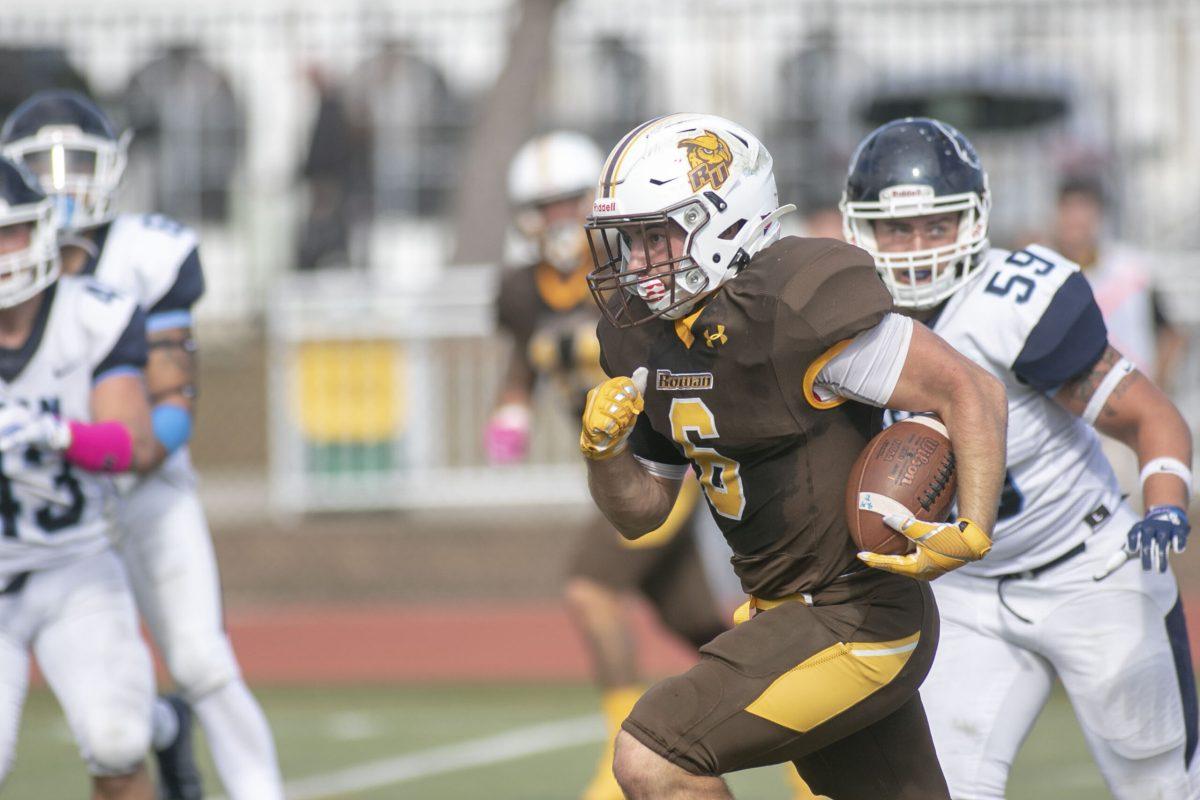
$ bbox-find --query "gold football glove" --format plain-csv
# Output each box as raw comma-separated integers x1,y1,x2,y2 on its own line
580,367,648,461
857,516,992,581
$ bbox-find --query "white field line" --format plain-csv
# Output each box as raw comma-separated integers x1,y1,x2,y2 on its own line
203,713,603,800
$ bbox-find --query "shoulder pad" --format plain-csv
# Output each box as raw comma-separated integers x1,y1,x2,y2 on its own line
953,246,1106,385
758,237,893,348
58,275,142,367
97,213,200,308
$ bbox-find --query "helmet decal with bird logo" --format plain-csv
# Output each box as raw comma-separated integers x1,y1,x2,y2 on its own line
678,130,732,192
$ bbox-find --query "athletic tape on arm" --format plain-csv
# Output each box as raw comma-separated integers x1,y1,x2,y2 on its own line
1081,357,1135,425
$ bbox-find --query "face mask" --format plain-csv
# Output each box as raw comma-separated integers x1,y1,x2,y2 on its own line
52,195,77,229
542,220,585,273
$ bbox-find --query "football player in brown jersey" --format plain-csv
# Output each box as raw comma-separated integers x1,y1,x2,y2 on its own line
579,113,1009,800
488,131,729,800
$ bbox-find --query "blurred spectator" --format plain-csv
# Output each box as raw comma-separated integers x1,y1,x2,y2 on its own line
0,47,91,120
588,36,650,150
1052,175,1187,392
343,38,464,219
296,67,366,271
770,28,849,217
124,44,244,223
800,198,845,240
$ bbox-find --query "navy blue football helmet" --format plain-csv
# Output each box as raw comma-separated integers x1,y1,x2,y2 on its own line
1,90,129,231
840,117,990,309
0,156,60,308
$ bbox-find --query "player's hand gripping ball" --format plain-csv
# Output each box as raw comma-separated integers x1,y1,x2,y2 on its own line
846,415,990,580
580,367,647,461
858,516,992,581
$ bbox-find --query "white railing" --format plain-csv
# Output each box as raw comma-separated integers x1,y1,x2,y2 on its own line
266,264,590,512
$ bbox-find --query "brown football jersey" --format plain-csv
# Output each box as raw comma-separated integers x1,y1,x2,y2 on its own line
598,237,894,598
496,261,606,417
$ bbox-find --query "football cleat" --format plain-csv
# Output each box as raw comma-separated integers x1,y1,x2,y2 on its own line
155,695,204,800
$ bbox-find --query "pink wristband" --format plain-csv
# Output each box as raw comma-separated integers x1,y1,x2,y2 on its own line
65,420,134,473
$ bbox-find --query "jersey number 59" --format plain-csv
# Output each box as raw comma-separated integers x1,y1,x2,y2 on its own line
983,249,1059,304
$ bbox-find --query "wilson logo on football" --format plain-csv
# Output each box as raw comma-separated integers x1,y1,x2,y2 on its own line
678,130,732,192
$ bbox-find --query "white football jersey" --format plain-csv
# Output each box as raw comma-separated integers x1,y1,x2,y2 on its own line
924,244,1121,576
85,213,204,480
87,213,203,329
0,276,146,578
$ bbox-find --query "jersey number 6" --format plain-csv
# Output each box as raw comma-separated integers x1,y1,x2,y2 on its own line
668,398,746,520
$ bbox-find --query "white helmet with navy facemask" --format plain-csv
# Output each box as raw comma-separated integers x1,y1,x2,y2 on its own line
0,156,60,309
585,113,793,327
841,117,991,310
1,90,130,232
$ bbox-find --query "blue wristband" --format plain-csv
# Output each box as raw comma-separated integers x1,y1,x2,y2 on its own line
151,404,193,455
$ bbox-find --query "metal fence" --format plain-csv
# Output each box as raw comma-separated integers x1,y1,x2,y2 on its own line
2,0,1196,511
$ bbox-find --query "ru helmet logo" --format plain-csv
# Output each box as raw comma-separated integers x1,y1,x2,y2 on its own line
678,130,732,192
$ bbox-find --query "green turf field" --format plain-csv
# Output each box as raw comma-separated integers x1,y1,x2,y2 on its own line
5,682,1110,799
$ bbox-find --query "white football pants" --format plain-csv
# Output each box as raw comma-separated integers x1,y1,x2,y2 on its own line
0,549,154,781
114,450,283,800
922,503,1199,800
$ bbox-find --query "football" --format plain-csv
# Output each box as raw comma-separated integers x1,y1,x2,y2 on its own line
845,416,957,555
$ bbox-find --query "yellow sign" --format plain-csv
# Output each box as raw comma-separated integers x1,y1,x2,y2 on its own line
295,340,404,442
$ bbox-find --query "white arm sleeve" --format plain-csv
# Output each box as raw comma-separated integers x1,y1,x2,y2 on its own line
814,312,914,407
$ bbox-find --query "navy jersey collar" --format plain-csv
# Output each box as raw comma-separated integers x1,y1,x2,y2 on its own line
0,283,57,384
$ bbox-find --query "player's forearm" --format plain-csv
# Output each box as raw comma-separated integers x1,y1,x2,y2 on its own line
1081,364,1192,509
884,323,1007,532
937,368,1008,533
146,329,197,414
586,450,675,538
1126,396,1191,510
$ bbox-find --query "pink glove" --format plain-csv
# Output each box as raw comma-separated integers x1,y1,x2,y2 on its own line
484,404,531,465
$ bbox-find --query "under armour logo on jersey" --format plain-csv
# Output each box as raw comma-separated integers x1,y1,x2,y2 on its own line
703,325,728,348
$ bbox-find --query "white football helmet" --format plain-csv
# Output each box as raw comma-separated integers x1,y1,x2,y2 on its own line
1,90,130,232
585,113,792,326
507,131,604,273
0,156,61,309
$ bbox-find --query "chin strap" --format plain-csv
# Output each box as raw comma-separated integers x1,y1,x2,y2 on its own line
731,204,797,272
57,231,99,258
